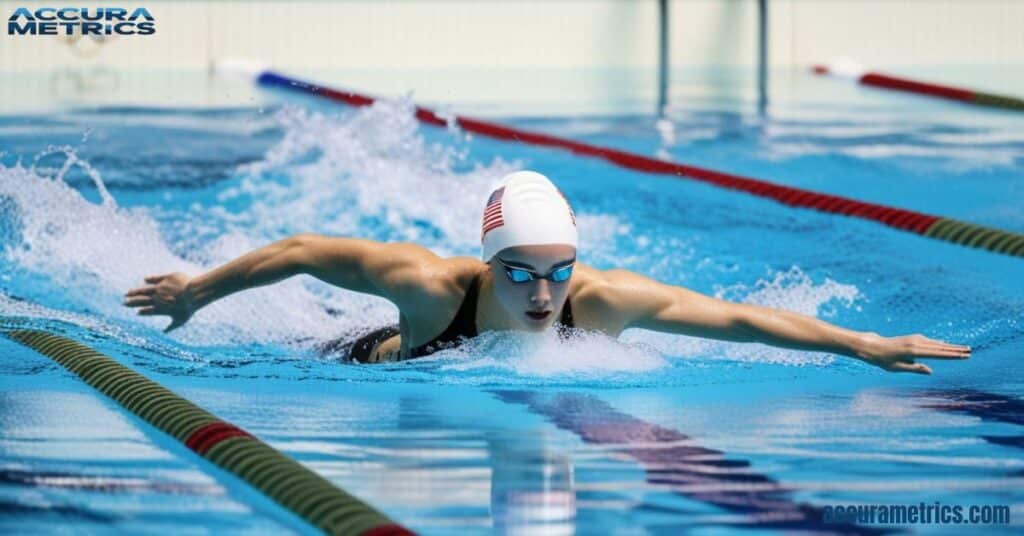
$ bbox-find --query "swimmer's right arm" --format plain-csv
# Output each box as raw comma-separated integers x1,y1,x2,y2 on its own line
124,233,440,332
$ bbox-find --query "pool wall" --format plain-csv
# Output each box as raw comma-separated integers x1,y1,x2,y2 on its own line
4,0,1023,71
2,0,1022,111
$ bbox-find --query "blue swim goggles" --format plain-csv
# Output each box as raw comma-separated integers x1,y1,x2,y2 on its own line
496,258,575,284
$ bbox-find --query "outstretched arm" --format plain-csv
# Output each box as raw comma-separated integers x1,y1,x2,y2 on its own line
124,233,441,332
594,269,970,374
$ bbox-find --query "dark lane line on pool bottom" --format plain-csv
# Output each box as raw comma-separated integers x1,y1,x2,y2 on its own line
491,390,894,535
0,468,222,495
917,388,1024,426
916,388,1024,474
0,499,117,523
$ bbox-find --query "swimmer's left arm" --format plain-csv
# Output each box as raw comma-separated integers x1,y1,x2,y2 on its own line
596,270,970,375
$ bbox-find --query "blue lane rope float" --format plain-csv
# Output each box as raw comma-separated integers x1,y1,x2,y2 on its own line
2,329,415,536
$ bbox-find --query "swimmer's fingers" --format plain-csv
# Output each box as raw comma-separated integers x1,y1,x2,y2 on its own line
135,303,187,334
126,274,173,296
136,307,187,332
123,295,154,307
861,334,968,374
164,316,186,333
915,335,971,353
888,361,932,375
902,335,971,359
125,285,156,298
913,346,971,359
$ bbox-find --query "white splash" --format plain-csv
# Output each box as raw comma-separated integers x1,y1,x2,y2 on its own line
233,99,516,253
715,265,862,317
0,159,375,346
436,329,667,378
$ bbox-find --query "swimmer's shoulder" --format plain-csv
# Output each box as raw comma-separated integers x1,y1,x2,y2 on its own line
568,264,623,306
568,264,653,335
568,263,624,293
397,255,485,316
368,245,479,292
436,255,488,294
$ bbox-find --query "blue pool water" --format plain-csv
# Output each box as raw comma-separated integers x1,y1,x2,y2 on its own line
1,72,1023,534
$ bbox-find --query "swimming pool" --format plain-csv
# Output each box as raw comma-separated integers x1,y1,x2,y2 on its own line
1,69,1022,534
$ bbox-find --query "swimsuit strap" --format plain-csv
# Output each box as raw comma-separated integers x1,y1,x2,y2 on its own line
560,296,574,328
408,271,481,356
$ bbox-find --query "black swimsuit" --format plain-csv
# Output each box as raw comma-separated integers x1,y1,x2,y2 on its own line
346,272,574,363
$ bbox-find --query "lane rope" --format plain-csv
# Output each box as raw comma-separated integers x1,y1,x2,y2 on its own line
2,329,415,536
812,61,1024,112
232,66,1024,259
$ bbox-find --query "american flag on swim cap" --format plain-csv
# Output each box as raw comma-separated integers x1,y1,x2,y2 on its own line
481,186,505,239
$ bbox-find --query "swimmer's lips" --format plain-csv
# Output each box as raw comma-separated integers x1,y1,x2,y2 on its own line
525,310,552,321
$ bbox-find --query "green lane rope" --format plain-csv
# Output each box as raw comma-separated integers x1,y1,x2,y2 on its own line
3,329,414,536
924,218,1024,257
972,92,1024,112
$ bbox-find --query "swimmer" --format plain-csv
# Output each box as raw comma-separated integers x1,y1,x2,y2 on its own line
125,171,971,372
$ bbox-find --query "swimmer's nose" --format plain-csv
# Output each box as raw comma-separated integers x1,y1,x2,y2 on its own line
529,279,552,307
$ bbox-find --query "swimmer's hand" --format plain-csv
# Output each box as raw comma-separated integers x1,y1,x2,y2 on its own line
854,332,971,375
124,273,195,332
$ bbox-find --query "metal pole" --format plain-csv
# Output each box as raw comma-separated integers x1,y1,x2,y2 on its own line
757,0,768,114
657,0,669,116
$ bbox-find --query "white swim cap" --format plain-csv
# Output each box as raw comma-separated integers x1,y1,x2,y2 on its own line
481,171,577,261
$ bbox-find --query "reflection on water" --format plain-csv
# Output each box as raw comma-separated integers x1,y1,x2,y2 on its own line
489,436,575,535
493,390,888,535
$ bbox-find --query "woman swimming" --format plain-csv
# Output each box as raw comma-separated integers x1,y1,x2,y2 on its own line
124,171,970,371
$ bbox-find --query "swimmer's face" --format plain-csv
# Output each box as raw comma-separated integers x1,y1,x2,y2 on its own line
489,244,576,332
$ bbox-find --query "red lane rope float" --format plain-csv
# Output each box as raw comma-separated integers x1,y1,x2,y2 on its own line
811,63,1024,111
2,329,416,536
252,70,1024,258
185,421,253,455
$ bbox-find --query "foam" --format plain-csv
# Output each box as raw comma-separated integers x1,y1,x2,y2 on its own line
234,100,514,253
434,329,667,379
0,113,402,345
